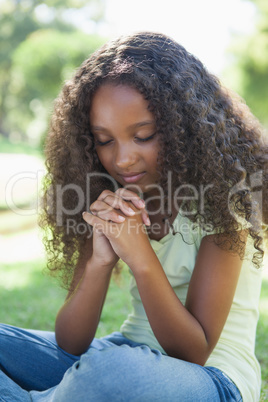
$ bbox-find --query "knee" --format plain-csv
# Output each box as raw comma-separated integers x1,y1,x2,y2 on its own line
0,324,28,345
53,345,150,400
77,344,161,391
0,323,15,345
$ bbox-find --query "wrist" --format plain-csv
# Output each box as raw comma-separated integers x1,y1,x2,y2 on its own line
127,246,159,275
86,255,116,276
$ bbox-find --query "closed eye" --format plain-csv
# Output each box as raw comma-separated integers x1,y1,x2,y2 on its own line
136,133,156,143
95,133,157,146
95,139,112,146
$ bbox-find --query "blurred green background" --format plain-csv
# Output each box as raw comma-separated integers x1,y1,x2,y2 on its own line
0,0,267,399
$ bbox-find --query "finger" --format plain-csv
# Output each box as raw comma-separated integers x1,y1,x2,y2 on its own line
83,211,108,233
83,211,111,228
115,189,150,224
82,212,119,237
97,193,136,217
141,209,151,226
115,188,150,225
115,188,145,209
89,201,126,223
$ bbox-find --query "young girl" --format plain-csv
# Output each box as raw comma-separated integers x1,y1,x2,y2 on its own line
0,31,267,401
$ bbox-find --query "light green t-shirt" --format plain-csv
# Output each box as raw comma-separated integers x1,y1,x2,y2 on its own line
120,213,263,402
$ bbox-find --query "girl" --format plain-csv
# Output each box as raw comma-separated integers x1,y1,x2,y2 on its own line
0,31,267,401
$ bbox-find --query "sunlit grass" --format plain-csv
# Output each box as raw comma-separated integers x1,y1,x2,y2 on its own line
0,210,38,233
0,260,64,329
0,261,44,289
0,137,42,157
0,259,131,333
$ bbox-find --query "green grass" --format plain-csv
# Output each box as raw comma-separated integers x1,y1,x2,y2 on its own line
0,259,267,400
0,260,65,329
0,259,131,335
0,136,42,157
256,278,268,401
0,210,39,233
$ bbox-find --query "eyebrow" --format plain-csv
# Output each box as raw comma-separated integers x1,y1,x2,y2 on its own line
91,120,155,131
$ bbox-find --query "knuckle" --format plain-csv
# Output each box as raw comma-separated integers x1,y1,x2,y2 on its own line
104,194,117,206
89,201,97,211
104,204,114,213
115,188,123,195
90,200,101,211
100,194,119,209
116,188,129,198
101,189,112,198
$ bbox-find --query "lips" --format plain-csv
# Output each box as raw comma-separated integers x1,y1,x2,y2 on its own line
119,172,146,183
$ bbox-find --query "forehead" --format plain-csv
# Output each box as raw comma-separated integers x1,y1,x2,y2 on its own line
89,83,153,124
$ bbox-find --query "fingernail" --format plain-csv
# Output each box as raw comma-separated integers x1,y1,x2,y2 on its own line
126,207,135,215
117,215,125,222
146,217,151,226
138,199,145,207
82,211,89,220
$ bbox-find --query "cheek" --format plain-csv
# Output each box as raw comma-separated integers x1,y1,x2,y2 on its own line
96,149,111,170
151,150,161,177
148,145,160,167
144,153,159,175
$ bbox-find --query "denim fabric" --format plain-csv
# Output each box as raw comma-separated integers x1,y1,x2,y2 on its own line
0,324,242,401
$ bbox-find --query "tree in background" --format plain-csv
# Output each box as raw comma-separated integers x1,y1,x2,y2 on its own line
9,29,105,147
0,0,106,148
224,0,268,128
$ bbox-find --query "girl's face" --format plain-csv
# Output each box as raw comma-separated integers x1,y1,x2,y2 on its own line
89,83,161,194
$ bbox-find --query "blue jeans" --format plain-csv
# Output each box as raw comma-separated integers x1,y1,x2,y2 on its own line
0,324,242,401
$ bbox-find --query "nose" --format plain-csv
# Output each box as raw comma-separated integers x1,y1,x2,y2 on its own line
114,143,139,170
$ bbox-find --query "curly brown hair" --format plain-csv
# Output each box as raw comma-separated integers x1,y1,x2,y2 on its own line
39,31,268,288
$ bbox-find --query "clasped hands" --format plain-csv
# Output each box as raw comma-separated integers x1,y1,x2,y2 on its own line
82,189,152,268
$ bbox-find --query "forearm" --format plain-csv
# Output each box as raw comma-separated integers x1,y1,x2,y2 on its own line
55,260,113,355
131,255,210,365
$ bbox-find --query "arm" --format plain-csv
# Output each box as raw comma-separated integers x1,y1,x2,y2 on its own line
55,189,149,355
55,237,115,355
84,210,245,365
133,233,244,365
